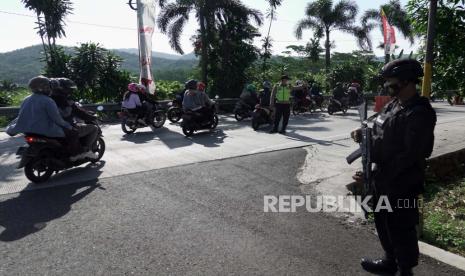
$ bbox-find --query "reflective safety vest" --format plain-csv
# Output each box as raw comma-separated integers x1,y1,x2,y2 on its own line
276,85,291,103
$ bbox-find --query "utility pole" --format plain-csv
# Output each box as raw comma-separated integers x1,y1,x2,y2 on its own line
421,0,438,98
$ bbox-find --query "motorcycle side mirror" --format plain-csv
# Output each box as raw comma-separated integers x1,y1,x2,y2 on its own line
97,106,104,112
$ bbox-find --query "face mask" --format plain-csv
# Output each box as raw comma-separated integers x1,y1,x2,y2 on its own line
384,80,403,97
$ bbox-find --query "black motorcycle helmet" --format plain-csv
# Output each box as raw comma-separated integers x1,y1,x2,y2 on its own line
380,59,423,84
50,78,77,96
185,79,198,90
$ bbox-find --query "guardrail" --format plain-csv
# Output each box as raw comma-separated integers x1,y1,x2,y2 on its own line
0,98,240,117
0,94,381,118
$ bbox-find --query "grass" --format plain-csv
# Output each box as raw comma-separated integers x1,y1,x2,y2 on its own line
422,176,465,257
10,88,30,106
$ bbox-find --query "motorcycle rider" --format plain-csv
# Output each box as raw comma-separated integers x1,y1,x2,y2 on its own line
136,84,156,123
332,82,347,108
309,82,324,107
292,80,307,108
6,76,84,161
239,84,259,110
259,81,272,108
50,78,99,161
122,83,145,125
182,79,214,122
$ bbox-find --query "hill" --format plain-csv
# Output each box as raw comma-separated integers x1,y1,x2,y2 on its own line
115,48,197,60
0,45,197,85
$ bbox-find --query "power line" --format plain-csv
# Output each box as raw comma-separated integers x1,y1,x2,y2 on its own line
0,9,386,43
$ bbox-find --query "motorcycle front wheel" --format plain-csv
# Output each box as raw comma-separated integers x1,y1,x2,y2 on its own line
234,111,245,121
91,137,105,163
25,157,54,183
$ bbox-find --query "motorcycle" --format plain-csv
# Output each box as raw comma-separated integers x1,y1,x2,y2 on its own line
167,95,183,123
311,94,327,112
234,100,254,121
181,103,219,137
251,105,273,131
348,91,364,107
292,96,316,115
327,97,349,115
16,120,105,183
118,103,166,134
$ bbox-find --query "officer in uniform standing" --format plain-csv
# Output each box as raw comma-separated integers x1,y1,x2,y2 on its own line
270,75,292,134
352,59,436,276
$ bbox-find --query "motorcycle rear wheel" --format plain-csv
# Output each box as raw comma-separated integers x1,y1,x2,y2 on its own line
152,111,166,128
210,115,219,129
327,106,334,115
25,157,54,183
167,108,182,123
182,126,194,137
121,118,136,134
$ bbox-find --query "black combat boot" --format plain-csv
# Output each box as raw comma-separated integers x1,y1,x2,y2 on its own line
361,257,398,274
398,267,413,276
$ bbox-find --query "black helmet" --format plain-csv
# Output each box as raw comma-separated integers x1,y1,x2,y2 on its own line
51,78,77,96
381,59,423,82
185,79,198,90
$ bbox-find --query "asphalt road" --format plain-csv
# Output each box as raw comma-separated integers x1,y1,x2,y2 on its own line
1,148,464,275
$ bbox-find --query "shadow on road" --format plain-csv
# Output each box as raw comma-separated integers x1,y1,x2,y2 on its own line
0,179,103,242
187,129,227,148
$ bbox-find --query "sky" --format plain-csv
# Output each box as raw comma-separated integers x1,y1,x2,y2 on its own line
0,0,418,57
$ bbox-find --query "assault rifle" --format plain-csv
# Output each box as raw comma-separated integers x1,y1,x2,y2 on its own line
346,99,377,216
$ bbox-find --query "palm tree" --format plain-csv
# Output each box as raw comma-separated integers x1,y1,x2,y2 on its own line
361,0,414,63
261,0,283,78
157,0,262,83
295,0,368,70
21,0,73,64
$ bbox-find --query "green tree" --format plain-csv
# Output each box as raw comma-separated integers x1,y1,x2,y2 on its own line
295,0,369,71
157,0,262,84
207,8,262,98
407,0,465,96
70,43,106,100
362,0,414,63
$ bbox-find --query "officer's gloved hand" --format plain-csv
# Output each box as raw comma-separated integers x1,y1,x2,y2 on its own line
352,171,363,184
351,128,362,143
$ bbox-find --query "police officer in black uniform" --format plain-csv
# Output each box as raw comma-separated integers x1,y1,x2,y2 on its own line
352,59,436,276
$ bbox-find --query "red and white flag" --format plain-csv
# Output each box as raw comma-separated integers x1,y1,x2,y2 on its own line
137,0,156,94
381,9,396,56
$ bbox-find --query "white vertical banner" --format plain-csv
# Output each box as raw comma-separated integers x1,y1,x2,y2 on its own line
137,0,156,94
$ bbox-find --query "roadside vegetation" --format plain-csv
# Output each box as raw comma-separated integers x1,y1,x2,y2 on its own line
422,174,465,257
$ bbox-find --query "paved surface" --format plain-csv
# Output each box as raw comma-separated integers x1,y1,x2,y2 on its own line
1,149,464,275
1,102,464,195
